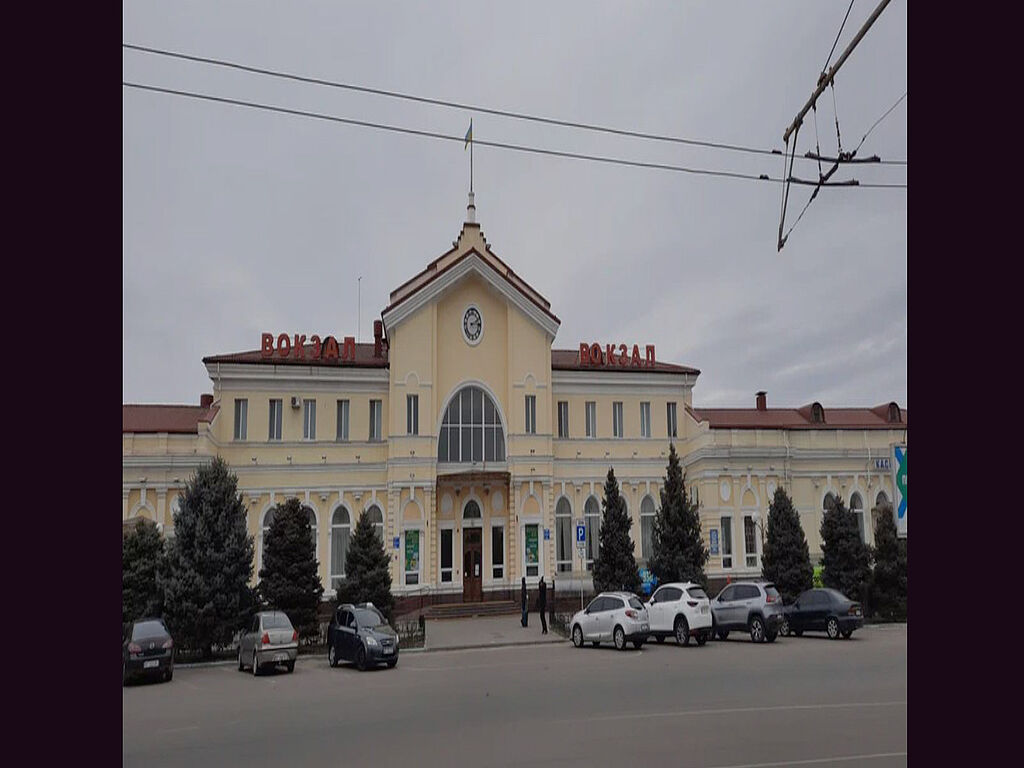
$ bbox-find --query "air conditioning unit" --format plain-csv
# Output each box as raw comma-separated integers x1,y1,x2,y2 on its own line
290,396,302,409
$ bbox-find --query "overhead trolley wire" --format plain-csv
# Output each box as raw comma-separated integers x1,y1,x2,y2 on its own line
123,42,908,167
122,80,908,189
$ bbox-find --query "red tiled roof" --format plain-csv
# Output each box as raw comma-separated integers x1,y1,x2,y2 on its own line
122,404,218,434
203,342,388,368
691,404,907,430
551,349,700,375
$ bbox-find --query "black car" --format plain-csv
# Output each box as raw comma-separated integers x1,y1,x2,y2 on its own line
123,618,174,684
327,603,399,670
781,588,864,639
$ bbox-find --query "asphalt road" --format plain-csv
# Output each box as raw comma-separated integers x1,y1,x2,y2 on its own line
123,625,907,768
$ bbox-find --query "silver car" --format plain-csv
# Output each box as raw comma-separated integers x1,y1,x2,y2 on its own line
570,591,650,651
709,581,785,643
238,611,299,675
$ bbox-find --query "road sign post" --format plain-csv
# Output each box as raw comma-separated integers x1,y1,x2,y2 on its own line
575,519,586,611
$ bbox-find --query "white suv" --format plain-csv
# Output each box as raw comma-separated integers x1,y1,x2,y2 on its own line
570,592,650,651
646,582,713,646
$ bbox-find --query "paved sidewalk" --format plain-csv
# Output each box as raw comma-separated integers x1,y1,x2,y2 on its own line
424,614,565,652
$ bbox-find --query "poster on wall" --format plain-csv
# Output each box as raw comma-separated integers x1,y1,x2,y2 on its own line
890,444,907,538
405,530,419,573
709,529,720,555
525,525,539,565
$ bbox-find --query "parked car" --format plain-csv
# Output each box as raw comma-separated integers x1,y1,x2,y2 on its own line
646,582,712,646
327,603,399,670
780,588,863,639
123,618,174,684
570,592,650,651
238,611,299,675
709,581,784,643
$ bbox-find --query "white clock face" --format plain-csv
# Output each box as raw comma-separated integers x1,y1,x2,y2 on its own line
463,306,482,344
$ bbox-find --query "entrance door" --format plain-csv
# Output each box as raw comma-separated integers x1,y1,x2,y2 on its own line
462,528,482,602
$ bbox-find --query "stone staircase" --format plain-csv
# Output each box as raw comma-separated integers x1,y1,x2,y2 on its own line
424,600,520,620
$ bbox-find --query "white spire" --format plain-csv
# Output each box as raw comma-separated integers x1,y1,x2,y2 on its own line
466,191,476,224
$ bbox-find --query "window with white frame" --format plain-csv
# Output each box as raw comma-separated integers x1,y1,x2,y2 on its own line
491,524,504,579
640,401,651,438
437,385,505,463
268,399,282,441
524,523,539,577
585,401,597,438
303,506,317,552
330,507,350,590
743,515,757,567
557,401,569,438
525,395,537,434
406,394,419,435
233,399,247,441
364,504,384,542
584,496,600,570
336,399,349,441
404,529,420,585
720,516,733,568
823,492,837,513
439,528,453,583
369,400,382,441
613,401,624,438
261,507,276,568
640,495,655,561
666,402,678,438
303,399,316,440
850,492,865,543
555,497,572,572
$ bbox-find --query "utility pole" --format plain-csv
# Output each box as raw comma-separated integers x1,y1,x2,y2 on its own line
783,0,891,143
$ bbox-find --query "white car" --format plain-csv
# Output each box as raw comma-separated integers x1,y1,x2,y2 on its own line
570,591,650,651
645,582,713,646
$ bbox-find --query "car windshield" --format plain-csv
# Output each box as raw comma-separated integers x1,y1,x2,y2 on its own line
628,597,645,610
686,587,708,600
132,620,166,640
262,613,293,630
355,608,385,628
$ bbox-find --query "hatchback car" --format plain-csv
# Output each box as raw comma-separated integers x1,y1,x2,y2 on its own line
570,592,650,651
781,588,863,639
123,618,174,684
238,611,299,675
646,582,712,646
327,603,399,670
709,581,785,643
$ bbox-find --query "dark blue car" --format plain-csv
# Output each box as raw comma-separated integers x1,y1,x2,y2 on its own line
781,588,864,639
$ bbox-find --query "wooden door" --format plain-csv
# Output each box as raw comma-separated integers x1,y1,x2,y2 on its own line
463,528,482,602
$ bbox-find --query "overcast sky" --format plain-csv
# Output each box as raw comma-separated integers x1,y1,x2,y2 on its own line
123,1,907,411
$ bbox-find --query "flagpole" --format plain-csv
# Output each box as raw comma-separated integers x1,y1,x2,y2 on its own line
470,128,474,193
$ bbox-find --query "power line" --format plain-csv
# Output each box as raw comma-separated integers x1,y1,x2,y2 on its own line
823,1,856,75
123,41,909,167
853,91,907,156
122,80,908,189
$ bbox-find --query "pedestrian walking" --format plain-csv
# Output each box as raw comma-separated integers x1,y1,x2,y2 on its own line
538,576,548,634
521,576,528,627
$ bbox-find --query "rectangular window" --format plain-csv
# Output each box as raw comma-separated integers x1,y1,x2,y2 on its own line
640,402,651,438
721,516,733,569
303,399,316,440
525,395,537,434
557,401,569,438
744,516,758,567
440,529,453,583
491,525,504,579
613,401,623,438
406,394,419,436
404,529,420,586
667,402,678,438
585,401,597,438
369,399,382,441
268,399,282,441
233,399,247,441
336,399,349,441
524,524,539,577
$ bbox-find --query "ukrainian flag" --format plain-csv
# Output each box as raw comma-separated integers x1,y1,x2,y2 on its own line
464,119,473,149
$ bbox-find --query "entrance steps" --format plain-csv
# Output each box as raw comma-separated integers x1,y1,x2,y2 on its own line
425,600,520,620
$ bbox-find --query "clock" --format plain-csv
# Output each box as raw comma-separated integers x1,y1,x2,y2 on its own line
462,305,483,345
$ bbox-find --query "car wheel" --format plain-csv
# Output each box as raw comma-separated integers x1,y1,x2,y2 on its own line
718,630,729,641
614,626,626,651
572,625,584,648
780,617,790,637
238,647,245,671
793,628,803,637
328,644,338,668
749,616,766,643
696,631,707,647
632,640,644,650
841,629,853,639
387,658,398,668
356,646,368,671
766,631,778,643
655,635,664,644
165,668,173,682
252,651,260,676
826,617,840,639
674,617,690,646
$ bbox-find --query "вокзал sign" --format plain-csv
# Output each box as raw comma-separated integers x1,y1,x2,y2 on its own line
261,333,356,361
578,342,656,368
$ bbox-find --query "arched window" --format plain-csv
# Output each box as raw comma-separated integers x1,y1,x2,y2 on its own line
303,506,317,552
555,497,572,573
640,495,656,562
463,499,482,520
331,507,351,589
364,504,384,542
875,490,890,508
850,492,865,542
260,507,276,568
887,402,901,423
438,385,506,463
584,496,600,571
823,492,837,512
811,402,825,424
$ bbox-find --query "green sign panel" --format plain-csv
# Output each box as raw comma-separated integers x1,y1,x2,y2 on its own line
405,530,419,572
525,525,539,565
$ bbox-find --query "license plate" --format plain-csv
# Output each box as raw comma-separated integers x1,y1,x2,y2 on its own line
143,660,159,669
274,653,288,662
383,647,393,655
641,624,649,632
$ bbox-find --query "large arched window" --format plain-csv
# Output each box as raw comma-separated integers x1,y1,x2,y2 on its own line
640,495,656,561
555,497,572,572
438,385,506,463
850,492,865,543
584,496,600,571
463,499,482,521
364,504,384,542
331,506,351,589
823,492,837,512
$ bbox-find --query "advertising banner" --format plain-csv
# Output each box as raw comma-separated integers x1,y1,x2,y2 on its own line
891,444,907,538
405,530,419,573
525,525,539,565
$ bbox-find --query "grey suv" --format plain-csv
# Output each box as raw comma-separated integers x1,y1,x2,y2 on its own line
709,581,784,643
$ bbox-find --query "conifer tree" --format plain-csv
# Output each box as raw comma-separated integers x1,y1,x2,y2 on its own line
820,495,873,602
257,497,324,639
160,457,255,658
336,510,394,619
649,443,708,587
123,517,165,623
592,466,642,594
760,487,814,604
870,502,907,620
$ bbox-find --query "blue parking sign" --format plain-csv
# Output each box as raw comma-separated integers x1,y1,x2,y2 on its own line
576,524,586,543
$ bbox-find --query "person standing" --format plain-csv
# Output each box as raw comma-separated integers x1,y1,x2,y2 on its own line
538,576,548,634
521,576,528,627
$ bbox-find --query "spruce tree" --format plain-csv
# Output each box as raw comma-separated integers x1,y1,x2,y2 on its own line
123,517,165,623
160,457,255,658
592,466,641,594
870,502,907,620
257,497,324,639
337,511,394,619
760,487,813,604
820,495,873,603
649,443,708,587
